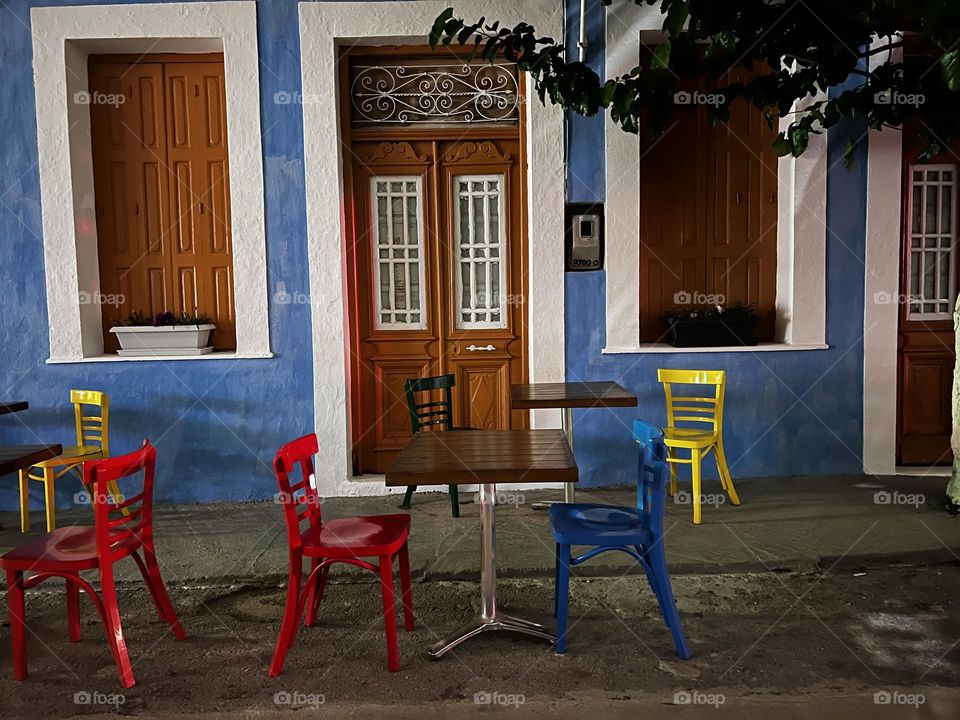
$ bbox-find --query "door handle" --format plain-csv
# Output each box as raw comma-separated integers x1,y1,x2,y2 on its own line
466,344,496,352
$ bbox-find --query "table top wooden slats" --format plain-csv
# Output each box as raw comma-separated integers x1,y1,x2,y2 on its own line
385,430,577,486
509,382,638,410
0,444,62,476
0,402,28,416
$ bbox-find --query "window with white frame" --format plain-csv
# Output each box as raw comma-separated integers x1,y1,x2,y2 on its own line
907,164,957,320
371,177,426,329
454,175,506,329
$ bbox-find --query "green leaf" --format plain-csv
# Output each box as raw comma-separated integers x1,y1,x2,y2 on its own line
429,8,454,50
651,42,671,70
663,1,689,37
772,135,792,157
941,49,960,92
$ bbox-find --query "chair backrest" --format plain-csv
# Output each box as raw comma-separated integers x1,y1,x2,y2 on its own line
273,433,322,551
633,419,669,537
403,374,455,433
84,440,155,562
656,369,725,436
71,389,110,456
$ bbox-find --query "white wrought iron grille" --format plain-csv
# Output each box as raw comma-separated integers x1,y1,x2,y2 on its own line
454,175,506,329
351,62,519,126
907,164,957,320
371,177,426,329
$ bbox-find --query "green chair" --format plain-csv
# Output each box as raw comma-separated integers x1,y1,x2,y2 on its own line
400,374,467,518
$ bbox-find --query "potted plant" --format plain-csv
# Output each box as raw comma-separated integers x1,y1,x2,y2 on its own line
110,311,215,356
664,303,761,348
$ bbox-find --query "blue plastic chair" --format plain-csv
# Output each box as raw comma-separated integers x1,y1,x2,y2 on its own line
550,419,691,658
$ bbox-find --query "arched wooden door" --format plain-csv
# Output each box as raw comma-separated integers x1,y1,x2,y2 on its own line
341,49,529,474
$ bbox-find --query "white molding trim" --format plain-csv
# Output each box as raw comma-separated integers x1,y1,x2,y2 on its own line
603,4,827,352
31,2,270,362
862,42,905,476
298,0,566,497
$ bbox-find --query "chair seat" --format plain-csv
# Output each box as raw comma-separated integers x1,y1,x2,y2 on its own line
0,526,100,571
29,445,102,469
301,514,410,557
550,503,651,546
663,427,717,449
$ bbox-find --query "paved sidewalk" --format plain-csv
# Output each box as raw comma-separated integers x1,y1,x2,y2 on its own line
0,473,957,587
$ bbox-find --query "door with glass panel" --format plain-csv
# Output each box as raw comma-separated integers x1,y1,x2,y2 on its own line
898,156,958,465
347,137,528,474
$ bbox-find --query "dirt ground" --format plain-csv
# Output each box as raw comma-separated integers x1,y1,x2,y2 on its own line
0,564,958,718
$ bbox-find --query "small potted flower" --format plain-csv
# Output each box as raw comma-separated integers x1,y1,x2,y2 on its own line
664,303,761,348
110,311,215,356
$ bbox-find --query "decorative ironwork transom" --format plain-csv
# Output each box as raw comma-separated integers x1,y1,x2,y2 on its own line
350,61,520,127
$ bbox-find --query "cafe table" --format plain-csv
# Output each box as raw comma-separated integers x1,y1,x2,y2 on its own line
510,381,637,503
385,429,577,658
0,402,29,416
0,445,62,477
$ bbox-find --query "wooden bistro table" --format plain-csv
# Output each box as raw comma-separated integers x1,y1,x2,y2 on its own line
386,429,577,658
0,402,29,416
0,445,62,477
510,382,637,504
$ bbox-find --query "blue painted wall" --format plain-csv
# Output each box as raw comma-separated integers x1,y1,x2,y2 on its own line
0,0,314,510
562,0,868,486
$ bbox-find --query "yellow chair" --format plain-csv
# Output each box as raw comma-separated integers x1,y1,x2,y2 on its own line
18,389,120,533
657,369,740,524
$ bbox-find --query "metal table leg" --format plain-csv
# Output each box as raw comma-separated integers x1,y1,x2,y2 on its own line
429,483,555,658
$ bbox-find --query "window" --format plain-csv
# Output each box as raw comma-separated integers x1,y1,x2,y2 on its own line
454,175,506,329
89,54,236,351
906,164,957,320
638,69,779,343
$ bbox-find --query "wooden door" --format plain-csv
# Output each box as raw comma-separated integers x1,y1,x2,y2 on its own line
347,138,528,474
897,140,958,464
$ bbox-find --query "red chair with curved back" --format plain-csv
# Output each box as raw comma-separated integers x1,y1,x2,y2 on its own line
269,433,414,676
1,440,186,688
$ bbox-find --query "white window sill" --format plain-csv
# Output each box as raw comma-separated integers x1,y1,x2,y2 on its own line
601,342,829,355
46,351,274,364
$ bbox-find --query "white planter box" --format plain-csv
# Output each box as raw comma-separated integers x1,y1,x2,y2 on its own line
110,324,215,357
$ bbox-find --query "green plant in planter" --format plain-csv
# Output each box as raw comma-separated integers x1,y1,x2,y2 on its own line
123,310,212,327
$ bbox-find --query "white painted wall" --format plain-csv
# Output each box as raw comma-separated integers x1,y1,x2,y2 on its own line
298,0,566,496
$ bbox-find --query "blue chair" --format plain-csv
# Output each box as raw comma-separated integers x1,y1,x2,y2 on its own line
550,419,691,658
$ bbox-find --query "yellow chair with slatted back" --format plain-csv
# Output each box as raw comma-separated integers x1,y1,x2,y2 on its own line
657,369,741,524
18,390,121,533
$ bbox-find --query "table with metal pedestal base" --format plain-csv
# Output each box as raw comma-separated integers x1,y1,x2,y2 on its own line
385,429,578,657
510,381,638,505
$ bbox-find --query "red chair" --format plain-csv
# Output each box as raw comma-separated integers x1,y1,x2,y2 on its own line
1,440,186,688
269,433,414,676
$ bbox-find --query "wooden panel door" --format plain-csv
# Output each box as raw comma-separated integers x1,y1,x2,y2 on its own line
90,62,172,351
897,151,958,464
348,139,528,474
164,62,235,350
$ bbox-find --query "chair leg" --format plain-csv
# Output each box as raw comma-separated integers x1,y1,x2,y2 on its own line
448,485,460,518
379,555,400,672
555,543,571,654
269,553,303,678
139,544,187,640
690,449,702,525
646,544,691,660
18,470,29,533
398,544,414,631
98,566,135,688
667,450,678,497
67,578,81,642
305,559,329,628
42,468,56,533
7,570,28,680
400,485,416,510
714,440,741,505
553,545,561,619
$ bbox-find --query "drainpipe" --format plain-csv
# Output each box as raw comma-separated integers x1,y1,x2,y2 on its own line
578,0,588,62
